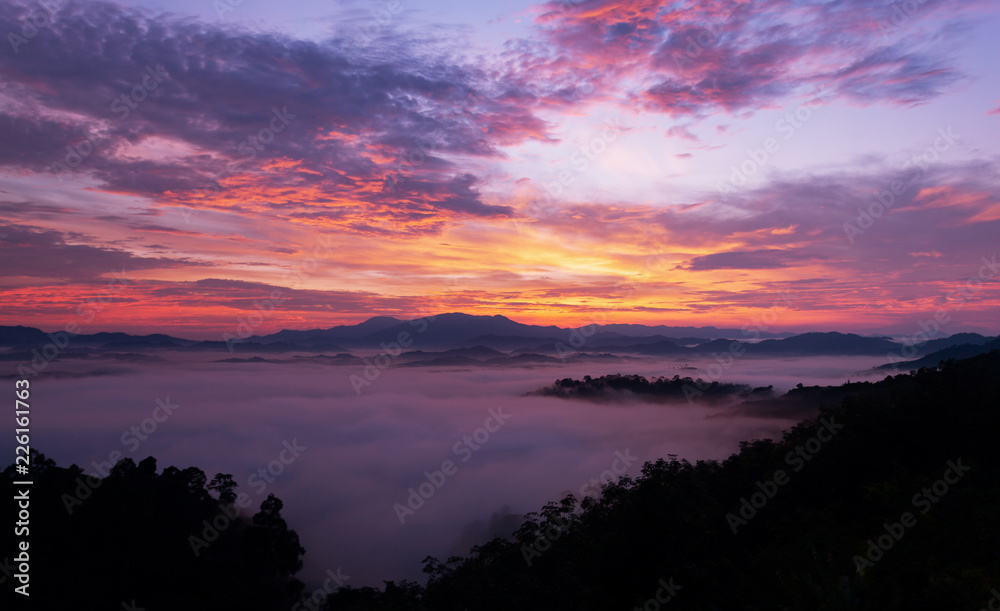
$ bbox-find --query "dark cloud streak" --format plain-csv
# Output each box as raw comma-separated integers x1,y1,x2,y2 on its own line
0,1,547,233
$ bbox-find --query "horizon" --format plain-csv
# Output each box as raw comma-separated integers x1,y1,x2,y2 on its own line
5,310,999,342
1,0,999,336
3,1,1000,605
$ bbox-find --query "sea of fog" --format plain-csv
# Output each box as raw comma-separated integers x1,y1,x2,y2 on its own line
8,353,890,587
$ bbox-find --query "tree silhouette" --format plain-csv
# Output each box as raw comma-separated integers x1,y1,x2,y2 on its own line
321,351,1000,610
5,351,999,610
0,452,305,610
208,472,238,505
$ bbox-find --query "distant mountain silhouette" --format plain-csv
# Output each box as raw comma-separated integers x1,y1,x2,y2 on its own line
588,333,710,348
184,340,349,353
873,336,1000,371
397,345,507,363
399,355,482,367
255,316,403,345
0,326,194,349
213,356,275,363
634,339,687,355
511,340,591,355
249,313,795,349
916,332,990,353
459,334,568,351
360,313,564,347
0,325,49,345
748,332,898,355
71,331,185,347
3,322,997,369
491,353,562,365
617,332,904,357
595,323,794,339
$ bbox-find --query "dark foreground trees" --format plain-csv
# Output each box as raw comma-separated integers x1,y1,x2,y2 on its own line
0,455,304,610
530,373,759,403
3,352,998,609
325,352,1000,610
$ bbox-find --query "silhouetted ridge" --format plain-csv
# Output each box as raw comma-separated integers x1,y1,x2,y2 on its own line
318,351,1000,609
1,454,305,610
530,373,755,403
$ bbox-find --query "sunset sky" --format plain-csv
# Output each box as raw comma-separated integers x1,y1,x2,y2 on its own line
1,0,998,338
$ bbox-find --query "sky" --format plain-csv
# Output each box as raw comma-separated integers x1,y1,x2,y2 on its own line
1,0,999,338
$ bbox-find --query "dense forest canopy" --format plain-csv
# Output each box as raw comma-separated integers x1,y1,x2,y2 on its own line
3,352,999,609
1,454,305,609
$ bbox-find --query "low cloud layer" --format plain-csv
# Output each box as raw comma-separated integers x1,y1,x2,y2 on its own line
4,354,890,586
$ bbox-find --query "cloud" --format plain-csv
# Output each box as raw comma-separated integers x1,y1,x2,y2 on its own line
509,157,1000,322
0,114,95,170
678,249,814,271
0,1,547,234
18,357,843,585
666,125,699,142
521,0,990,117
0,223,203,280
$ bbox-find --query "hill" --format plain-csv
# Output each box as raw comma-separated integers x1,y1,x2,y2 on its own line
874,336,1000,371
319,351,1000,609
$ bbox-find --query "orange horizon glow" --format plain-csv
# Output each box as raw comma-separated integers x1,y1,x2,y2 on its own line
1,0,999,339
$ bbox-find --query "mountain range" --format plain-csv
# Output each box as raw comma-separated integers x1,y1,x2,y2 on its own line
1,314,996,371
